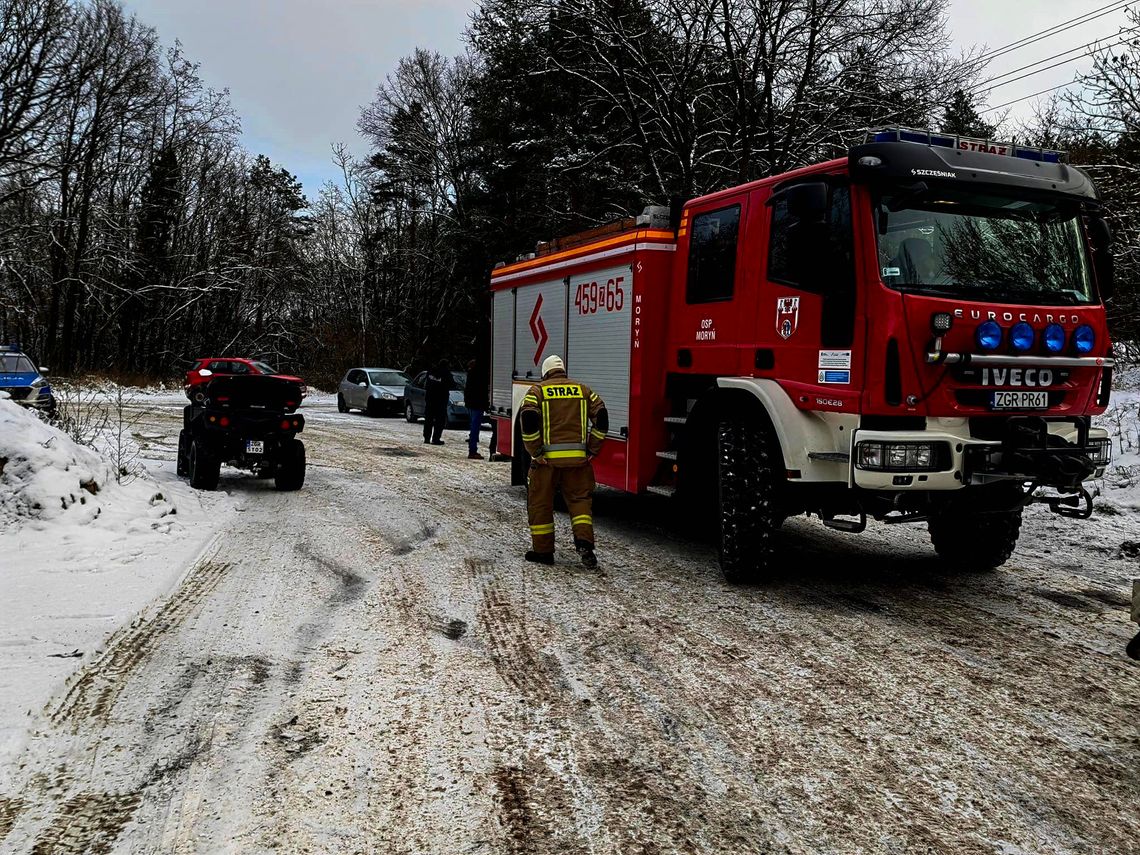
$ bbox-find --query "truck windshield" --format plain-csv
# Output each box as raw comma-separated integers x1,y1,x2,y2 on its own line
875,190,1095,305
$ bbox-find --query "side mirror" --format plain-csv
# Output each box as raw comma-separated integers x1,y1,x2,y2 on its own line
199,368,213,377
769,181,829,223
38,367,49,374
358,381,367,387
1089,217,1114,302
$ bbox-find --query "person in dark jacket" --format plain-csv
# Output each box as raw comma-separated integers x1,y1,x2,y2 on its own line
423,358,453,445
464,359,490,459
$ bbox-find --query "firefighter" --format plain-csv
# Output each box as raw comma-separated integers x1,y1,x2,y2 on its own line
518,354,608,568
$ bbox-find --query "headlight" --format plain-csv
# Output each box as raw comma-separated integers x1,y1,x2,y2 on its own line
1009,322,1034,352
856,441,949,472
31,376,46,388
1089,439,1112,466
380,391,395,400
975,321,1002,351
455,400,465,408
1073,324,1095,354
1043,323,1065,353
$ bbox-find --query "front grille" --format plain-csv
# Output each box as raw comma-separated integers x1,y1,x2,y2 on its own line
0,386,32,401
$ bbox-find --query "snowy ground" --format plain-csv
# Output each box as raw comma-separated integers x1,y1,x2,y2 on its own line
0,389,1138,853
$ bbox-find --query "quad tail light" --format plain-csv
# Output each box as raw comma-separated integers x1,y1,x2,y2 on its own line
281,418,301,429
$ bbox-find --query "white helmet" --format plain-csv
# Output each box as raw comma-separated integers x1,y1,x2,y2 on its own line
541,354,565,377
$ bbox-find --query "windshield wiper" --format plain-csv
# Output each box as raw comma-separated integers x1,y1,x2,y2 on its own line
892,284,966,298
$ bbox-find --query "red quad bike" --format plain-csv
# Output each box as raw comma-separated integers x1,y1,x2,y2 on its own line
177,374,307,491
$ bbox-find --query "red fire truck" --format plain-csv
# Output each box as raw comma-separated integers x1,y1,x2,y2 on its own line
488,128,1115,581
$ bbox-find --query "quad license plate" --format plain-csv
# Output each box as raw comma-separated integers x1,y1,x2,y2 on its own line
246,440,264,454
991,391,1049,410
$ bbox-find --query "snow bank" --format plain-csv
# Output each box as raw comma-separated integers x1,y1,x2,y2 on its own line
1095,364,1140,511
0,399,118,525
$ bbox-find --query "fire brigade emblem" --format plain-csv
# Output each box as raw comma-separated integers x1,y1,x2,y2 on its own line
776,296,800,340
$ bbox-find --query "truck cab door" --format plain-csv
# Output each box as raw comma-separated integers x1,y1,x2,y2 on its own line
669,198,752,375
761,180,861,410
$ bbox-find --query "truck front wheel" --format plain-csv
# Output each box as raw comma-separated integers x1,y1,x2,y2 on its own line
717,418,782,583
928,504,1023,570
275,439,306,491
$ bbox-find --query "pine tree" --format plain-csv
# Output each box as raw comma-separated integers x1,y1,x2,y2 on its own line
942,89,995,138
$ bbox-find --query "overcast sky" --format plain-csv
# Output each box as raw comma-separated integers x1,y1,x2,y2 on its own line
121,0,1132,201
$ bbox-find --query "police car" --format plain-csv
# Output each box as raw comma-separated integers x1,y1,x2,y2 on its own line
0,345,55,413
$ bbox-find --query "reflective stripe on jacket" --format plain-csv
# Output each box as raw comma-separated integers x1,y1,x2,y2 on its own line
519,371,607,466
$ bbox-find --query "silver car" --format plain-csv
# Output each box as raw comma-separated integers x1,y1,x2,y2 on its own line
337,368,409,416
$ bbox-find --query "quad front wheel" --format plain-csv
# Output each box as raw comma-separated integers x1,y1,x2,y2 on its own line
717,418,783,583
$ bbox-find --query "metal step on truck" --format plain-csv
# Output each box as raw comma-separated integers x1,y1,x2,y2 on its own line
488,127,1116,581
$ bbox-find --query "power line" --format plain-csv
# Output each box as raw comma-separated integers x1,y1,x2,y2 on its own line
977,0,1133,64
972,28,1140,95
979,81,1076,114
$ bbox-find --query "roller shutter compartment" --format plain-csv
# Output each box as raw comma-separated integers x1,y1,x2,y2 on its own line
566,264,633,436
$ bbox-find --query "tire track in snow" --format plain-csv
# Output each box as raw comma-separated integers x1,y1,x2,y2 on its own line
50,556,231,727
0,796,24,843
29,790,141,855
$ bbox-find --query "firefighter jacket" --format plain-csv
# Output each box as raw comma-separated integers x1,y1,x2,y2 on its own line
518,371,608,467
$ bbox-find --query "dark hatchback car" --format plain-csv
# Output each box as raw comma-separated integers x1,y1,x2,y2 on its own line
403,370,489,428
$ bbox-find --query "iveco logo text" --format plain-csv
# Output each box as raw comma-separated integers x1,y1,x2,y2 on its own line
981,368,1054,387
953,308,1082,324
911,168,955,179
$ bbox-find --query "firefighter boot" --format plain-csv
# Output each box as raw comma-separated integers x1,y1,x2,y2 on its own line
575,538,598,569
525,551,555,565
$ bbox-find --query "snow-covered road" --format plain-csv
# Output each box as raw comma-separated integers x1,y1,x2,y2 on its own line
2,396,1139,854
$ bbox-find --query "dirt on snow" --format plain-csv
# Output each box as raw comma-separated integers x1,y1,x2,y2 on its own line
1,396,1138,854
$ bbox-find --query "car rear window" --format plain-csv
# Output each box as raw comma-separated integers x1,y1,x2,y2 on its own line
0,355,35,373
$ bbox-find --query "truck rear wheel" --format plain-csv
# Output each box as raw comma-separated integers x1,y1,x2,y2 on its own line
275,439,306,491
717,418,781,583
928,505,1022,570
189,438,220,491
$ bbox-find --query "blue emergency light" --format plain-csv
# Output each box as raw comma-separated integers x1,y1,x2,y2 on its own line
867,127,1065,164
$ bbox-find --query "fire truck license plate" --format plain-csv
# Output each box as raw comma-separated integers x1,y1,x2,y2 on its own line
246,440,264,454
991,391,1049,410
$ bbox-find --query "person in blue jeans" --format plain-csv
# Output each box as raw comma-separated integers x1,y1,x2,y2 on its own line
464,358,489,460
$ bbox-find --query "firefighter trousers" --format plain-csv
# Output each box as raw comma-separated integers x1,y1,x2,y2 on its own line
527,462,595,553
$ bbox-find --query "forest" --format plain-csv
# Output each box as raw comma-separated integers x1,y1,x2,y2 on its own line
0,0,1137,387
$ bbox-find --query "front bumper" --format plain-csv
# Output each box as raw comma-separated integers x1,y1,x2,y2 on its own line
2,385,54,409
852,418,1109,491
